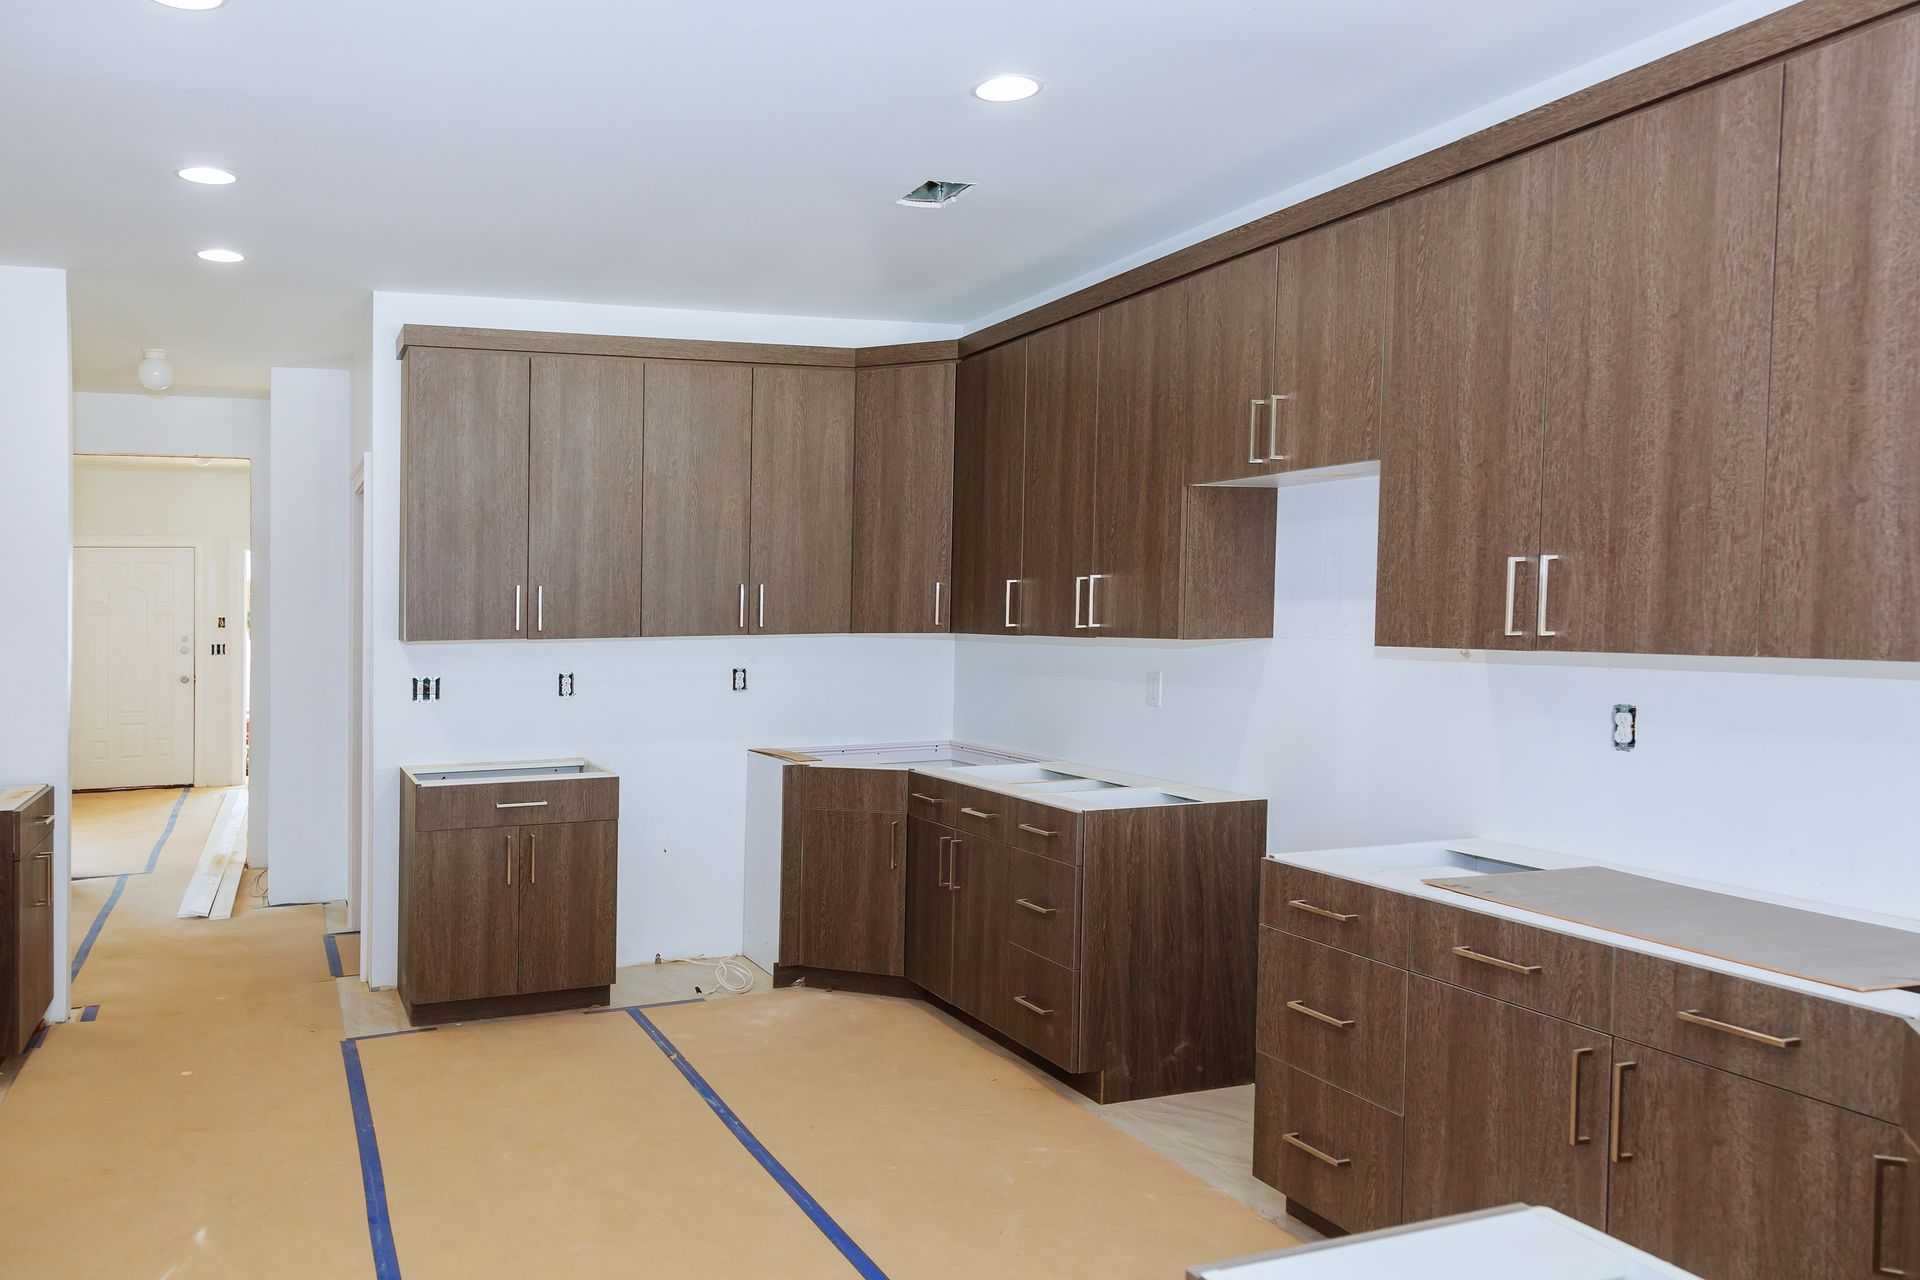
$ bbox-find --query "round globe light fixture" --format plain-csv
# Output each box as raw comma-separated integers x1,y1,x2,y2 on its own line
196,248,245,263
152,1,227,10
973,74,1042,103
137,349,174,392
177,166,237,185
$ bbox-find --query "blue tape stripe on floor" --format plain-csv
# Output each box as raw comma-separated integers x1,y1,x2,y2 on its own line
585,997,705,1015
80,1004,100,1022
626,1008,888,1279
70,875,128,983
142,787,191,873
339,1040,402,1280
322,932,345,978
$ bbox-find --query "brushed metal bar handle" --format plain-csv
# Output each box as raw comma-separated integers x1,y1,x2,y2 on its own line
1267,393,1292,461
33,852,51,908
739,583,746,629
1451,945,1542,975
1873,1154,1909,1277
949,838,962,892
936,835,951,889
960,806,998,820
1087,573,1104,628
1015,898,1057,916
889,820,899,871
1537,554,1559,637
1073,575,1088,629
1013,995,1053,1017
1676,1009,1802,1050
1286,999,1355,1030
758,583,766,629
529,833,537,885
1017,823,1057,838
1503,556,1526,637
1610,1060,1636,1163
536,585,544,633
505,834,514,886
1004,578,1018,629
911,792,945,805
495,800,549,809
1248,399,1264,465
933,580,943,627
514,584,523,633
1280,1132,1351,1170
1568,1047,1594,1147
1288,898,1357,923
35,814,54,826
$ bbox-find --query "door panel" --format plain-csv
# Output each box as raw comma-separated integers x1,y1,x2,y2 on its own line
1274,208,1389,473
797,809,905,976
851,364,955,633
403,348,529,641
905,817,954,1000
1187,248,1279,483
641,362,753,636
751,366,855,634
1020,315,1101,636
71,546,195,790
947,833,1010,1022
951,345,1027,633
1763,12,1920,661
516,821,617,995
1541,69,1782,657
402,827,521,1004
1377,154,1551,650
15,847,54,1053
529,355,645,638
1403,976,1613,1229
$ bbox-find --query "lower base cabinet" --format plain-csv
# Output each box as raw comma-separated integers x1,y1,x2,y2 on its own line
2,785,55,1058
796,809,904,976
1253,1053,1403,1235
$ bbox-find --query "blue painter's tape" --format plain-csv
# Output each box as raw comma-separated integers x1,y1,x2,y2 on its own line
142,787,190,874
80,1005,100,1022
584,997,705,1015
344,1026,437,1044
339,1040,403,1279
626,1008,889,1279
323,931,345,979
70,788,193,985
26,1024,48,1052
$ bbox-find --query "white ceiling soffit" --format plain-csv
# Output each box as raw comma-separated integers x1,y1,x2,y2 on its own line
0,0,1791,395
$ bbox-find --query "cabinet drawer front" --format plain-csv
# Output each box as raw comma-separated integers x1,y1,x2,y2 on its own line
1408,897,1612,1028
1260,927,1407,1112
21,813,55,859
414,777,619,832
1253,1054,1403,1234
1004,848,1080,969
790,766,908,815
1003,796,1080,864
1261,860,1410,966
1613,949,1911,1123
906,776,960,825
5,788,55,859
997,944,1079,1071
949,784,1010,843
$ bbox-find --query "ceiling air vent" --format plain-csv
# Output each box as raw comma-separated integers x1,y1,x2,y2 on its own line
897,179,973,209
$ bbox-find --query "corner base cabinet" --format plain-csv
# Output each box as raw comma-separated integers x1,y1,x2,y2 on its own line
1,785,55,1058
400,761,618,1025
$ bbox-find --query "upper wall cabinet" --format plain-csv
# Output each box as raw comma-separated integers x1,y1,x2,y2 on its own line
749,366,856,634
852,363,955,634
1019,315,1101,636
1764,13,1920,663
640,361,754,637
528,355,646,639
951,343,1028,634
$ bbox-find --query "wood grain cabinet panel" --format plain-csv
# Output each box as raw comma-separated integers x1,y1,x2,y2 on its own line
1403,976,1614,1230
411,774,619,832
1376,154,1551,651
851,363,955,633
528,355,646,639
951,344,1027,634
401,826,523,1005
904,816,955,1002
1763,12,1920,662
946,833,1010,1022
1261,860,1411,968
1254,1054,1404,1235
1608,1043,1917,1280
515,821,617,995
787,766,908,816
796,810,905,977
1186,248,1280,483
1539,68,1782,657
1002,847,1080,970
994,942,1080,1070
3,795,56,1058
1407,895,1612,1029
1259,926,1407,1112
402,348,530,641
641,361,753,636
1019,315,1101,635
750,366,855,635
1272,208,1388,474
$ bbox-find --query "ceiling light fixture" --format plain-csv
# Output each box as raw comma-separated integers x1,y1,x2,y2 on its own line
972,74,1042,103
137,349,174,392
897,179,973,209
196,248,245,263
152,0,227,10
177,166,237,185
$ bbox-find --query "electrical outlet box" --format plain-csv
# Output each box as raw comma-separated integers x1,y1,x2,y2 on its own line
1612,704,1637,751
557,673,575,697
1147,671,1163,707
731,668,748,692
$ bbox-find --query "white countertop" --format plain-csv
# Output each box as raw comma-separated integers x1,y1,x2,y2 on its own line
401,757,616,787
1272,837,1920,1023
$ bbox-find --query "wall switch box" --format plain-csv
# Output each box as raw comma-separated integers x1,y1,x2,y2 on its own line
1147,671,1163,707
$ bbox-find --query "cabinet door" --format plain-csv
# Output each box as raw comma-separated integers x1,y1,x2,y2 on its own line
402,348,529,641
1609,1043,1917,1280
1273,208,1388,474
904,817,955,1001
517,821,617,995
947,833,1011,1023
1094,281,1192,638
14,846,53,1052
1763,13,1920,662
797,810,905,977
402,827,522,1004
529,355,646,639
641,362,753,636
951,345,1027,633
751,366,855,634
1540,69,1782,657
1403,976,1613,1229
1187,249,1279,483
851,364,955,633
1376,154,1551,650
1020,315,1101,635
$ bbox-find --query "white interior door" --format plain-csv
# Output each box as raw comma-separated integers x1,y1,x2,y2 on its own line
72,546,196,790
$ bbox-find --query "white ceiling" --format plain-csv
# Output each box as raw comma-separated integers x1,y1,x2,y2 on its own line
1,0,1771,396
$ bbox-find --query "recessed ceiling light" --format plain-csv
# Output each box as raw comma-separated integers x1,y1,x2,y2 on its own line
897,179,973,209
196,248,244,263
973,74,1041,103
177,166,237,185
153,0,226,9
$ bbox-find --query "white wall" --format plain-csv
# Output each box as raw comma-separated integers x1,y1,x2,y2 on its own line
953,477,1920,919
361,291,961,987
71,458,252,786
73,392,273,862
266,368,353,903
0,265,74,1024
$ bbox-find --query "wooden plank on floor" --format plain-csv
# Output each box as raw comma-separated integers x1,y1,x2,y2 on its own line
178,791,246,918
208,817,248,921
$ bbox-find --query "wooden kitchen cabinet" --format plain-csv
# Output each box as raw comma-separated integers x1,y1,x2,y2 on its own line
402,347,531,642
851,363,955,633
1402,976,1614,1230
1187,248,1278,484
399,824,523,1006
515,820,618,995
1,786,54,1058
1608,1043,1917,1280
1269,209,1389,475
528,354,646,639
951,343,1028,633
641,361,754,636
946,831,1011,1024
904,815,955,1000
750,365,855,634
1763,12,1920,663
796,809,905,977
1019,315,1101,636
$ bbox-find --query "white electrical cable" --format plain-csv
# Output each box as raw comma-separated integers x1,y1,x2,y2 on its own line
678,953,756,994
